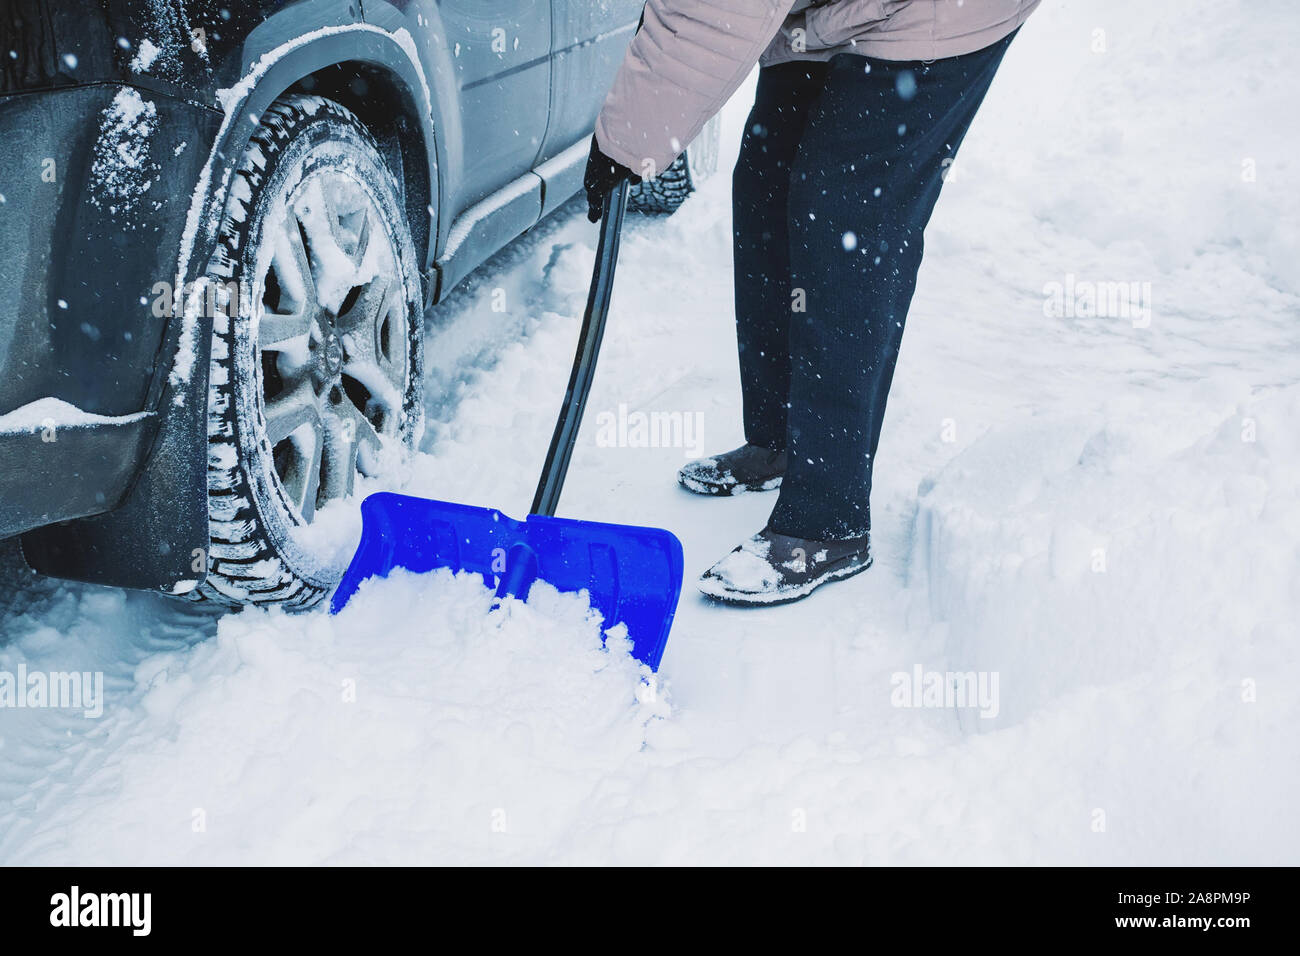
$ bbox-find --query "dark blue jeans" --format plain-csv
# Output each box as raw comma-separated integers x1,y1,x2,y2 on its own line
732,33,1015,540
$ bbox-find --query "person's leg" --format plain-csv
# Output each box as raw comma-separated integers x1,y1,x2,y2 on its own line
768,34,1016,541
731,61,830,453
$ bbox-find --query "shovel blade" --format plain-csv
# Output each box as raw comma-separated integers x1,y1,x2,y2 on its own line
330,493,683,670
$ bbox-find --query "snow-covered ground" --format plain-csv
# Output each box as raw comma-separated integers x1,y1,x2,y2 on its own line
2,0,1297,864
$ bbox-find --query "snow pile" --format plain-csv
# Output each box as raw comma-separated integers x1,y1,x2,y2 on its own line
88,89,158,219
0,398,149,434
129,38,161,74
916,389,1300,733
697,535,777,594
0,571,663,864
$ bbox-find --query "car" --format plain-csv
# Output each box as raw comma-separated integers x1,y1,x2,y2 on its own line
0,0,720,610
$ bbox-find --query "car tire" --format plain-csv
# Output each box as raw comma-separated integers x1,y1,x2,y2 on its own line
192,94,424,610
627,113,722,215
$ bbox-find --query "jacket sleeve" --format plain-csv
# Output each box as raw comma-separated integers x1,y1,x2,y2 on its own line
594,0,800,177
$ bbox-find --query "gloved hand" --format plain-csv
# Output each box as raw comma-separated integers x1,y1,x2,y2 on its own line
583,135,636,223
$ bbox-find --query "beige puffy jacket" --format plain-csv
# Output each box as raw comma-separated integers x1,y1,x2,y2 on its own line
595,0,1040,176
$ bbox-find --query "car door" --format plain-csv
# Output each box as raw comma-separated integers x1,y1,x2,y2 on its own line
539,0,642,162
430,0,552,209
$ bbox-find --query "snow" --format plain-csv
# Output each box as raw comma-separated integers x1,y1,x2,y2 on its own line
165,278,209,405
88,88,158,219
129,38,161,74
698,535,779,594
0,398,149,434
2,0,1298,864
442,171,542,261
213,25,430,120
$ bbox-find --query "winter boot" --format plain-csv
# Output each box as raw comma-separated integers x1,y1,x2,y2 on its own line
678,444,786,496
698,527,872,605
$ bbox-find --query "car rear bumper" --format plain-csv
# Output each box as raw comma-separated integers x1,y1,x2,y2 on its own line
0,409,157,538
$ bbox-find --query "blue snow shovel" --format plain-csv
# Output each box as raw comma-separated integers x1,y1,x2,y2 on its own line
330,180,683,670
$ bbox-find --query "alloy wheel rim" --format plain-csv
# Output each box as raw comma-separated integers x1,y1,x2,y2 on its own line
255,171,409,523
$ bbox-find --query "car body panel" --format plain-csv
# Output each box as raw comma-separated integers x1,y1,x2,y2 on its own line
0,414,157,539
0,85,217,420
541,1,640,162
411,1,642,298
0,0,217,101
0,81,218,567
379,0,552,212
364,0,561,279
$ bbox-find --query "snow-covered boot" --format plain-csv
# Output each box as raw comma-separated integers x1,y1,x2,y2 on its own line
698,527,871,605
677,444,786,496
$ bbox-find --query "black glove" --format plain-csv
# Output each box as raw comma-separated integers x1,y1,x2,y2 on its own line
584,136,636,223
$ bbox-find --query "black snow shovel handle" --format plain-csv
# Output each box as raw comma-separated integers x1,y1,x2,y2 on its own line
530,178,630,518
